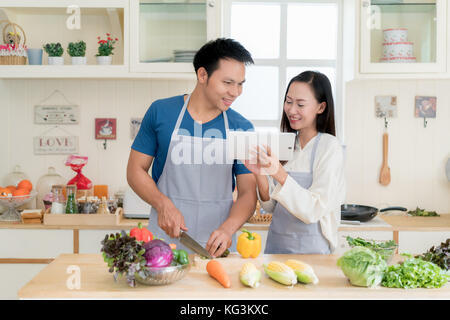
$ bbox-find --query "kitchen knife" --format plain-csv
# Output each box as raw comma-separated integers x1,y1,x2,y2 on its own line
179,231,213,259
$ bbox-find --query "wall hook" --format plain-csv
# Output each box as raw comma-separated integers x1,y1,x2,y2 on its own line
103,139,107,150
423,117,428,128
384,117,388,129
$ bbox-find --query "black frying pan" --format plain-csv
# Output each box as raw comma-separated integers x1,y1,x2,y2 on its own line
341,204,407,222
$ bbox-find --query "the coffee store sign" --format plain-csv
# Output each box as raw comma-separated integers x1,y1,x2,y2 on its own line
34,136,79,155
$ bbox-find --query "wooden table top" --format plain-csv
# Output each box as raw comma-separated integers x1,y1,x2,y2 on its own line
2,214,449,232
18,253,450,299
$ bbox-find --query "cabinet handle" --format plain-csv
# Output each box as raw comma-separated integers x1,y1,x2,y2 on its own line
208,0,215,8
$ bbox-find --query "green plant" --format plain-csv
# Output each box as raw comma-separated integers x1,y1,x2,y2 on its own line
67,41,86,57
96,33,118,56
43,42,63,57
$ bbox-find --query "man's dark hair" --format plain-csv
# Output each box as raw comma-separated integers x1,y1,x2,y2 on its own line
193,38,254,77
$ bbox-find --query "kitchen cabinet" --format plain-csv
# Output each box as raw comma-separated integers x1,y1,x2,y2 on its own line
357,0,448,77
0,0,221,79
129,0,221,74
0,0,129,78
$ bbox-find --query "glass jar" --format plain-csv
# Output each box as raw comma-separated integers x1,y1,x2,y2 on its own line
36,167,66,210
50,185,65,214
3,165,29,187
65,185,79,214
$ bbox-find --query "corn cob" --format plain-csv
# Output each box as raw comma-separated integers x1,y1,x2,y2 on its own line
285,259,319,285
263,261,297,286
239,262,262,288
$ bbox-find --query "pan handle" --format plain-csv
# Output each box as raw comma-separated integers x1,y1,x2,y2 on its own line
379,207,407,212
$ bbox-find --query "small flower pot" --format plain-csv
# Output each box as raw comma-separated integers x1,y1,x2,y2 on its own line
96,55,112,65
48,56,64,65
71,56,87,65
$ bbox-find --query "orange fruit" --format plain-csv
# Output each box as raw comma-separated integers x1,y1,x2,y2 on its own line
0,187,10,197
12,188,30,198
17,179,32,191
5,185,16,193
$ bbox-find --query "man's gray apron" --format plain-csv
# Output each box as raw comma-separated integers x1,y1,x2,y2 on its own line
265,132,331,254
148,95,236,253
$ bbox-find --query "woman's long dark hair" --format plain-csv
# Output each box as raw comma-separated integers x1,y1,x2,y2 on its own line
280,71,336,136
279,71,336,165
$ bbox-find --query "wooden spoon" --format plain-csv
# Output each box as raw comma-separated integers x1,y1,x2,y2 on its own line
379,132,391,186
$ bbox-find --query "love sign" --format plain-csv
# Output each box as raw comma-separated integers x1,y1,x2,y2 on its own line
34,136,79,155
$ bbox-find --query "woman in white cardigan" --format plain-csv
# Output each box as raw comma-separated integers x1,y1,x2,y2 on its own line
244,71,346,254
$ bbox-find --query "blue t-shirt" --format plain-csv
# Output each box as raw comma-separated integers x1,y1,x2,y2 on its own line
131,94,254,190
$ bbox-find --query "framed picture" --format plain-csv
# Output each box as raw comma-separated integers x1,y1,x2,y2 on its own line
95,118,117,140
415,96,436,118
130,117,143,140
375,96,397,118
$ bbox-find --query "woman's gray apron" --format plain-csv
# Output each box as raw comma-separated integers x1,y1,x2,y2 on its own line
148,95,236,253
265,133,331,254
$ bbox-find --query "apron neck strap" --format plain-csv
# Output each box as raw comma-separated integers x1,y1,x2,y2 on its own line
172,94,230,138
309,132,322,173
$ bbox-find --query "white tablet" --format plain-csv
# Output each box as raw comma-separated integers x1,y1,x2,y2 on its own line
227,131,296,161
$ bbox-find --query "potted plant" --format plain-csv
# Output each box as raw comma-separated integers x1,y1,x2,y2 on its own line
43,42,64,65
96,33,118,65
67,41,86,65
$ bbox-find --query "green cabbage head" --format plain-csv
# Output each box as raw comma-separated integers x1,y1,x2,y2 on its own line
337,246,387,287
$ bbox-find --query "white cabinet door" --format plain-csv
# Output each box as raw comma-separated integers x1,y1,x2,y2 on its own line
0,264,47,300
129,0,221,74
79,229,122,254
359,0,447,74
398,231,450,255
0,229,73,259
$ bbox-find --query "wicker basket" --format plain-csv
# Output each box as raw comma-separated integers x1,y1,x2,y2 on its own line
247,201,272,224
0,20,27,65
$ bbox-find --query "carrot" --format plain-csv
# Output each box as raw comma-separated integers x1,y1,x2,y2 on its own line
206,259,231,288
169,243,176,250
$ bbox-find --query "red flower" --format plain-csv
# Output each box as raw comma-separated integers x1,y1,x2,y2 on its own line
115,38,118,41
107,37,111,41
98,40,107,44
97,36,100,40
106,33,111,36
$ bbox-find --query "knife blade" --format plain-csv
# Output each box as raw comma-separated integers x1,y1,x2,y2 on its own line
179,231,213,259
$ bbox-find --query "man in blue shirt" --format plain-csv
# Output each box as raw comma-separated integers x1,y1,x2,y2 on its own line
127,38,257,257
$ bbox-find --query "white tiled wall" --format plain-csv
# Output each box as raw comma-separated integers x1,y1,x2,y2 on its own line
344,79,450,213
0,79,196,197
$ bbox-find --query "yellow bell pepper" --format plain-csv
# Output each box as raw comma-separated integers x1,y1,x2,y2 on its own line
237,229,261,258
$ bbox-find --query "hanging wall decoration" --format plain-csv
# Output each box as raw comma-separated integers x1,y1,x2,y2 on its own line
375,95,397,129
34,126,79,155
415,96,436,128
130,117,142,140
34,90,79,124
95,118,117,150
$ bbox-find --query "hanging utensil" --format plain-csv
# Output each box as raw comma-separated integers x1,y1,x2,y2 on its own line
379,132,391,186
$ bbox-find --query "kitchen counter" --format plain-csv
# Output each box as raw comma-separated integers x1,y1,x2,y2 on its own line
1,214,449,231
18,253,450,299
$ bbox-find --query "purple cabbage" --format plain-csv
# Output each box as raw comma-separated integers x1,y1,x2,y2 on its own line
143,239,173,267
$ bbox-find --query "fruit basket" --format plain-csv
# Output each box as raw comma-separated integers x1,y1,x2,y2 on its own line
0,191,37,222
